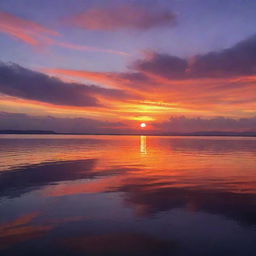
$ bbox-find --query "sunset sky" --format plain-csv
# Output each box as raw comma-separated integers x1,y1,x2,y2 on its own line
0,0,256,133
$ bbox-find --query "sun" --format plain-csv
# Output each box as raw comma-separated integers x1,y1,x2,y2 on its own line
140,122,146,128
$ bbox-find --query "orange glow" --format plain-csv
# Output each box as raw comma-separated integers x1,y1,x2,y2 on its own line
30,135,256,200
43,67,256,121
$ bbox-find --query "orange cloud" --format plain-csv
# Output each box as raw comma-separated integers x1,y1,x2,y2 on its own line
2,30,256,127
0,11,58,46
44,66,256,119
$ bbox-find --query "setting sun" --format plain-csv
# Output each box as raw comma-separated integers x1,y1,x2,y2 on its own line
140,122,146,128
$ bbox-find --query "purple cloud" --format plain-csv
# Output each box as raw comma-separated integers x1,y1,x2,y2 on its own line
1,112,256,134
0,112,125,133
68,5,176,31
154,116,256,133
0,62,130,107
134,35,256,79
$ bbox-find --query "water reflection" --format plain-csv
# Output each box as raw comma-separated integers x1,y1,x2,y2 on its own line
0,159,97,198
63,233,178,256
140,136,147,154
0,135,255,256
0,212,53,250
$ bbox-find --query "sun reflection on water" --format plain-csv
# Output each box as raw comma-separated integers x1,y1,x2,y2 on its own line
140,136,147,154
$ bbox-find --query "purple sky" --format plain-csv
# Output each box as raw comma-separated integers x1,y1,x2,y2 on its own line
0,0,256,133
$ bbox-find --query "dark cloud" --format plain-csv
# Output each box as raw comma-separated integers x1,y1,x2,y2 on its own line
0,112,125,133
134,53,187,79
134,35,256,79
68,5,176,31
191,35,256,77
0,62,129,107
154,116,256,133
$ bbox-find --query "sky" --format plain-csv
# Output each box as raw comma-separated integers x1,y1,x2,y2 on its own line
0,0,256,133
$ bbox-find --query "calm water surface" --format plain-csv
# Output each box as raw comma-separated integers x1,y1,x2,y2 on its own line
0,135,256,256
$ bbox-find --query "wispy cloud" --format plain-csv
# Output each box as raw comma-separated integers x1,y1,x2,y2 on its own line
55,41,129,56
0,11,58,46
0,11,128,56
68,4,176,31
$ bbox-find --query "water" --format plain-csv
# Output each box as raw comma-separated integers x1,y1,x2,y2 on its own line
0,135,255,256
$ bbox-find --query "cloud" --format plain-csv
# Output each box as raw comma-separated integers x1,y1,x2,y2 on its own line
0,112,126,133
68,5,176,31
1,112,256,133
134,52,187,79
134,35,256,79
0,62,131,107
47,34,256,116
0,11,58,46
47,35,256,82
0,11,128,56
46,56,256,115
154,116,256,133
2,31,256,122
55,41,129,56
45,68,153,93
190,35,256,77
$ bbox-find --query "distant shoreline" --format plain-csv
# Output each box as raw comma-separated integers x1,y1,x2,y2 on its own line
0,130,256,137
